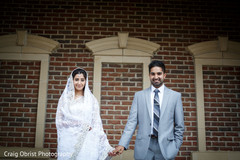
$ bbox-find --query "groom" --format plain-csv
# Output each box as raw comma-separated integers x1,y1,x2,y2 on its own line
110,60,184,160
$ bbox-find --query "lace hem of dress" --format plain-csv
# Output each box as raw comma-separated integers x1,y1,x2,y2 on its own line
69,124,90,160
99,146,114,160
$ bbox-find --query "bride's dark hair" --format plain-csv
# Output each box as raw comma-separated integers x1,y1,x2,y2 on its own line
72,68,87,79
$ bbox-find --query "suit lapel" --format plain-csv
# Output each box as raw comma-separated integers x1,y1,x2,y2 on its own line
144,87,152,120
160,86,170,121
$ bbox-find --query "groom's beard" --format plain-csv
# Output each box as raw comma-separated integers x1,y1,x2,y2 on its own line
151,78,163,88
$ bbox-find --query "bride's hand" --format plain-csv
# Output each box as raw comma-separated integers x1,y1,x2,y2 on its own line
108,151,116,157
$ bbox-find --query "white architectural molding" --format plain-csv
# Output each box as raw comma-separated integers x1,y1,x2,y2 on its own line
86,32,160,104
187,36,240,59
192,151,240,160
0,31,60,148
86,33,160,160
86,32,160,57
187,37,240,155
93,56,151,103
0,31,59,54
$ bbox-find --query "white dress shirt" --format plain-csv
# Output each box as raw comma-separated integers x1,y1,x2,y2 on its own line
150,84,165,134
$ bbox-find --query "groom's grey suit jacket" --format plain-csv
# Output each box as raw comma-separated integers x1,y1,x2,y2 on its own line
119,86,184,160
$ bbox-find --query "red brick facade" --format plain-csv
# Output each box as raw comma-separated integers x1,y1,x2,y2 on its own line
101,63,143,149
0,61,40,147
0,0,240,160
203,66,240,151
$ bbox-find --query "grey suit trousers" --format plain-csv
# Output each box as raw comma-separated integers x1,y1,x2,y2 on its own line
136,137,165,160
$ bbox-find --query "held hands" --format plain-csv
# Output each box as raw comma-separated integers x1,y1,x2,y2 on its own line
108,145,125,157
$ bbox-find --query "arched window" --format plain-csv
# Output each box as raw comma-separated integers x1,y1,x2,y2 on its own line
0,30,59,148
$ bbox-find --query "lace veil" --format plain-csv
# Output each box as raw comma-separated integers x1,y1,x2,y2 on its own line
56,68,113,160
56,68,94,127
56,68,94,119
56,68,94,158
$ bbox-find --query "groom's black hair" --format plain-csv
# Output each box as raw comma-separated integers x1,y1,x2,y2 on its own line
72,68,87,79
148,60,166,73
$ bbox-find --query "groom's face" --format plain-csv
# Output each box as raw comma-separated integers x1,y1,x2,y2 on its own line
149,66,166,88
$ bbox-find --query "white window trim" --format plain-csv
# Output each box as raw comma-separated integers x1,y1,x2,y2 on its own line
0,31,59,148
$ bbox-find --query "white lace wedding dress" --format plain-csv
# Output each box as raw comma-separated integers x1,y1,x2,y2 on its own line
56,68,114,160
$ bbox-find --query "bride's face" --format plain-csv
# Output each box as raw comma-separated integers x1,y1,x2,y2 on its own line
73,73,86,92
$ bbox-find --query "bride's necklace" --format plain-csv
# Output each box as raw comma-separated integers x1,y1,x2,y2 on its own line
75,91,83,99
75,94,83,98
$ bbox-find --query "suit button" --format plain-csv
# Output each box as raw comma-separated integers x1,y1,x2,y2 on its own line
150,123,151,125
149,134,151,137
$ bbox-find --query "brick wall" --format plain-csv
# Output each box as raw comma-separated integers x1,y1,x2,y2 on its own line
101,63,143,149
157,55,197,158
203,66,240,151
0,60,40,147
0,0,240,160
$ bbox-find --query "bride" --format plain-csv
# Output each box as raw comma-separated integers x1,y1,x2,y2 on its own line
56,68,114,160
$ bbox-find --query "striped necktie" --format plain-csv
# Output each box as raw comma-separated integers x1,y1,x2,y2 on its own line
153,89,160,137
